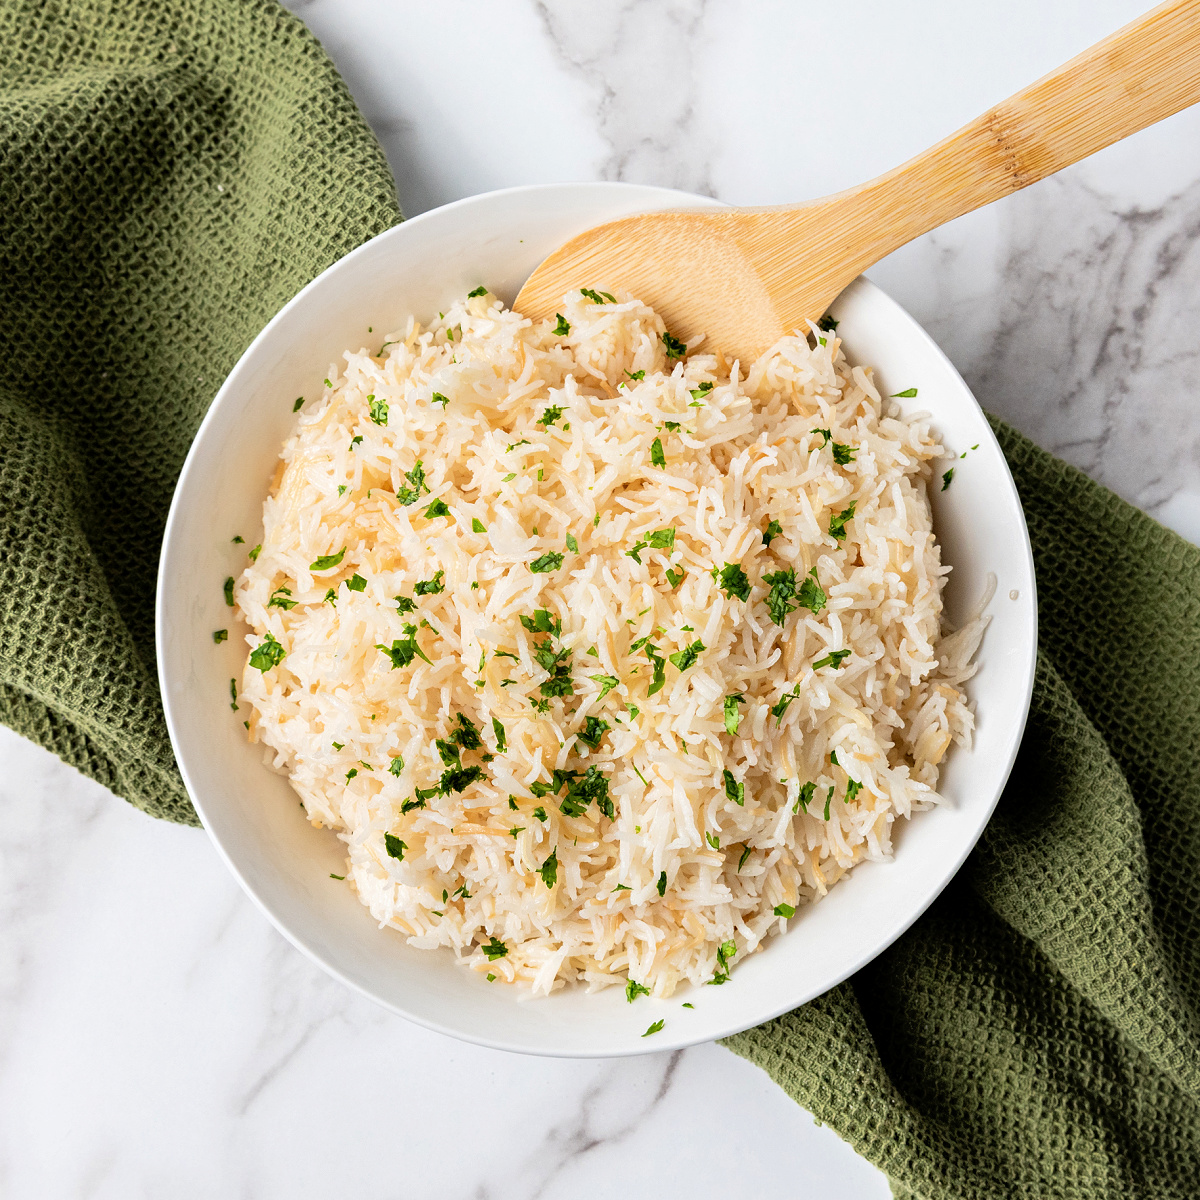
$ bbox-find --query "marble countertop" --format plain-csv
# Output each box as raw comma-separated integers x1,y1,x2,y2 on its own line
4,1,1199,1195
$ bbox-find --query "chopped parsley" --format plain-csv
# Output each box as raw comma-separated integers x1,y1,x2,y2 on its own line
710,938,736,985
508,826,525,839
762,568,801,624
590,674,619,701
645,644,666,695
689,381,714,401
229,678,238,710
431,392,450,408
538,848,558,888
563,765,612,818
714,562,751,601
824,785,835,820
400,795,427,814
414,571,445,595
657,871,667,896
817,314,839,332
534,638,573,698
375,624,431,668
440,764,485,794
763,519,783,547
891,387,918,398
626,979,651,1002
267,585,296,610
577,715,610,750
722,769,745,806
811,427,832,447
384,833,406,860
724,693,744,735
664,421,681,432
250,544,261,562
845,779,863,805
231,535,244,544
521,609,562,636
324,588,337,606
580,287,615,304
795,781,816,814
553,313,571,336
349,436,362,450
771,686,800,720
650,437,666,468
472,517,488,533
423,498,451,520
338,485,348,497
467,285,488,297
436,738,461,767
942,467,955,490
367,395,388,425
329,873,345,880
828,501,855,541
533,806,547,822
450,712,483,750
481,937,508,961
501,472,516,482
394,595,416,613
665,567,686,589
625,369,645,381
668,639,705,672
566,533,579,554
796,568,825,614
529,551,564,573
223,577,234,605
213,629,228,643
774,902,796,918
492,717,507,753
346,768,358,782
538,404,565,427
647,527,676,550
249,632,285,671
346,574,367,592
812,648,851,671
738,845,752,871
396,461,429,506
293,396,305,412
642,1020,665,1037
613,883,631,892
832,441,856,465
662,331,687,360
389,755,405,776
310,547,346,571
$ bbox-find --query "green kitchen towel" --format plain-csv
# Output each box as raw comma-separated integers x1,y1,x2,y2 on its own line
726,418,1200,1197
0,0,401,823
3,4,1199,1197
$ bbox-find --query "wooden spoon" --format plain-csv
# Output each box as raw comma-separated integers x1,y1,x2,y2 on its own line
517,0,1200,363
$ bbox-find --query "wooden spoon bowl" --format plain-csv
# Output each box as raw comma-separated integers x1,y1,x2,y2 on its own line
517,0,1200,363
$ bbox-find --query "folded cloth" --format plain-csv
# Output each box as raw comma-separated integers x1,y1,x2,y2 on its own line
726,418,1200,1198
0,0,401,822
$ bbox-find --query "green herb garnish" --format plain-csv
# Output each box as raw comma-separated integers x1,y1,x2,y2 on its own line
491,717,506,753
942,468,955,490
771,686,799,720
714,562,750,601
396,460,430,506
722,769,745,806
689,381,714,401
738,845,752,871
626,979,651,1002
346,574,367,593
310,547,346,571
796,568,825,614
724,693,744,735
645,644,666,695
566,533,579,554
213,629,228,643
521,609,562,636
657,871,667,896
538,847,558,888
467,285,488,297
642,1019,665,1037
795,781,815,814
832,441,856,465
471,517,487,533
625,369,645,381
662,331,687,360
773,903,796,918
763,519,783,547
431,392,450,408
650,437,666,468
824,785,835,820
538,404,565,427
762,568,800,624
223,576,234,605
293,396,304,411
375,624,431,669
891,387,918,398
590,674,619,701
367,395,388,426
828,501,855,541
812,649,851,671
553,313,570,336
668,639,704,672
413,571,445,596
249,632,285,672
817,314,838,332
577,715,610,750
811,427,832,447
267,586,296,610
529,551,564,573
665,567,685,589
384,833,406,860
481,937,508,960
580,288,615,304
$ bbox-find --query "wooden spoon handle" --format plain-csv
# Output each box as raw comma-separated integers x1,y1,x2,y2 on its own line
785,0,1200,276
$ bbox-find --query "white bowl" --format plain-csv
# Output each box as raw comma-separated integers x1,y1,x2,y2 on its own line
157,182,1037,1057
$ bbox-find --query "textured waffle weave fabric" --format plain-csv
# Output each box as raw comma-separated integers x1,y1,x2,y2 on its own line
4,3,1200,1196
0,0,401,823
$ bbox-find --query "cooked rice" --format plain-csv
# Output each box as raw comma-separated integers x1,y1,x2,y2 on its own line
233,290,985,997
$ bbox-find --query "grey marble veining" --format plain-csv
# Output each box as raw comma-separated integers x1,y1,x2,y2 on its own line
5,0,1200,1195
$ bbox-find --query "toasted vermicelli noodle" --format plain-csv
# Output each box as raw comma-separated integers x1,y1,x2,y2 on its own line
234,290,984,996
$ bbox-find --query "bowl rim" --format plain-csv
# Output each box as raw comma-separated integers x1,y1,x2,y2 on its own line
157,181,1037,1057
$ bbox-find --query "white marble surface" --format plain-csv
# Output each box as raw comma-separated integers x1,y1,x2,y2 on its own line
5,1,1200,1195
